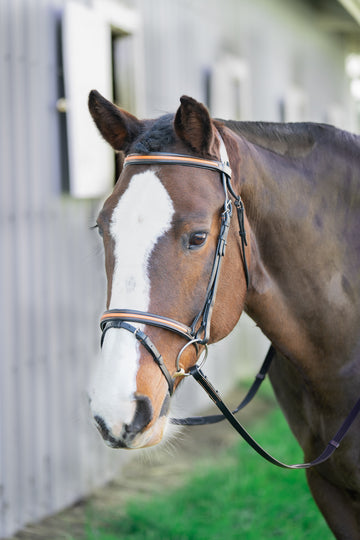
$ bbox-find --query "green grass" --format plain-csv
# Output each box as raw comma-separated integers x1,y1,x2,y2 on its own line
82,388,333,540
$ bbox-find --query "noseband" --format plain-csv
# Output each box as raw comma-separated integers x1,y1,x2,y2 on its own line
100,138,249,396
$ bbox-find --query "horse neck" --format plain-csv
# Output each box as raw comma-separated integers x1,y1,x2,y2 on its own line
230,132,314,238
226,127,360,372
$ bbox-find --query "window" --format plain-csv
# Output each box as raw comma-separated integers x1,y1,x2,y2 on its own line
60,0,143,198
346,53,360,132
281,86,308,122
209,55,251,120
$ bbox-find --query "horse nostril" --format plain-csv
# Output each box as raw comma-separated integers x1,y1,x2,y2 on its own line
128,395,153,434
94,415,110,439
94,396,153,444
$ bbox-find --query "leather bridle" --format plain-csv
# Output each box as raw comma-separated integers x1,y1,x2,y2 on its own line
100,139,249,397
99,138,360,470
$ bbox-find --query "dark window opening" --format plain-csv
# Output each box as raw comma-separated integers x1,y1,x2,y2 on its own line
56,19,70,193
111,30,137,183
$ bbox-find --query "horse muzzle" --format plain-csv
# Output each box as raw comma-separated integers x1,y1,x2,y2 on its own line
93,395,146,448
90,310,205,448
91,392,171,449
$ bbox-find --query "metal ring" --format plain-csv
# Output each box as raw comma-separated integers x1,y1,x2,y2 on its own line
197,343,209,371
174,339,209,377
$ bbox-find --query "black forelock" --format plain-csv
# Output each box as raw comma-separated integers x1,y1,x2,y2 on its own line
131,114,176,153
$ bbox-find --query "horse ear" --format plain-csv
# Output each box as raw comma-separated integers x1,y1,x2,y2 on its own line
88,90,142,151
174,95,216,155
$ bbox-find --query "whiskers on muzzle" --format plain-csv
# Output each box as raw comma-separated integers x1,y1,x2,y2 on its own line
93,394,153,448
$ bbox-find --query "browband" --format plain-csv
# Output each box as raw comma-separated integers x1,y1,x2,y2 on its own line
124,152,232,178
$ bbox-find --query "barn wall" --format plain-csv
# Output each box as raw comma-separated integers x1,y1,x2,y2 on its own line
0,1,129,537
139,0,353,127
0,0,356,537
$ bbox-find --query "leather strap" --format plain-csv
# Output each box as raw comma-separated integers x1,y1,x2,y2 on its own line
190,192,233,342
189,362,360,469
100,309,193,341
101,320,174,395
124,153,232,178
171,345,275,425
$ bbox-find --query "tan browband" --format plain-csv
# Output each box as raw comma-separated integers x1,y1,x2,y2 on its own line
123,153,232,177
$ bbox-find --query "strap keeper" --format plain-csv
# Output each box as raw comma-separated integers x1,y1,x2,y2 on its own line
329,439,340,449
256,373,266,381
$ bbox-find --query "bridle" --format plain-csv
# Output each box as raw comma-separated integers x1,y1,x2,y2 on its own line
98,137,360,470
100,137,249,397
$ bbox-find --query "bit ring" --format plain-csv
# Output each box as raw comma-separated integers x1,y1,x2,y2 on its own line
174,339,209,377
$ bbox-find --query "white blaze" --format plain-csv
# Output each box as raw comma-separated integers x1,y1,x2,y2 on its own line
90,171,174,433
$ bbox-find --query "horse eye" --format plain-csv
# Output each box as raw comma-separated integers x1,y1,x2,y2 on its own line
92,224,103,237
189,232,208,249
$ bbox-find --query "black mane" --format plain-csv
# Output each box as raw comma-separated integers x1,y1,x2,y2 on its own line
129,109,359,160
222,119,360,159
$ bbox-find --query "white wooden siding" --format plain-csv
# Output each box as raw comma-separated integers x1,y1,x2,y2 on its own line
0,0,355,537
0,1,127,536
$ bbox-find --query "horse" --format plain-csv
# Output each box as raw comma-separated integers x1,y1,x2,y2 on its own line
88,90,360,539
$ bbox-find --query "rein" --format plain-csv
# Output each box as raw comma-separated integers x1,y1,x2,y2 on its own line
99,139,360,469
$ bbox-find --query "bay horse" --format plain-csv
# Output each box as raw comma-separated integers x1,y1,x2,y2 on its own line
88,90,360,539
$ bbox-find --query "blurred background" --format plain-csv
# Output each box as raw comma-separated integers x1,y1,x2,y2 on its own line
1,0,360,537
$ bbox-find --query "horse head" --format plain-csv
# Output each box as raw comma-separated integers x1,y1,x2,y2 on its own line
88,91,250,449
